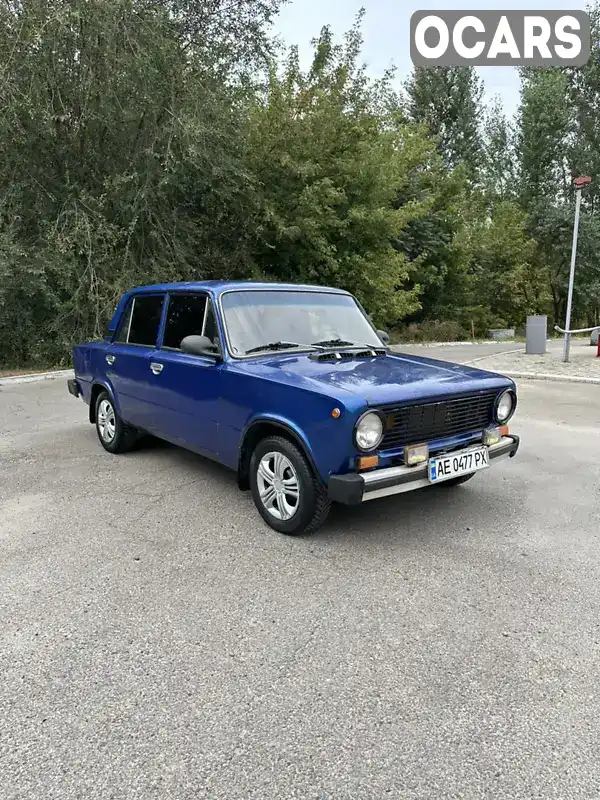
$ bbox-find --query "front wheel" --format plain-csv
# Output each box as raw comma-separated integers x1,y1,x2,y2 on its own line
249,436,331,535
95,391,138,454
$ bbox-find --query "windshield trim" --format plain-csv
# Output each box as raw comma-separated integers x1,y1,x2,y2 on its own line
217,287,378,360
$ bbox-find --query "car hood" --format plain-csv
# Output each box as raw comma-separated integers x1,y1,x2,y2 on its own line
240,350,514,407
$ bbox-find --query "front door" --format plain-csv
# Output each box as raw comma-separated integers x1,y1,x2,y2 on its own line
143,292,222,455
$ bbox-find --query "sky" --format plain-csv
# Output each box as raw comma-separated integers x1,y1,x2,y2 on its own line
273,0,588,117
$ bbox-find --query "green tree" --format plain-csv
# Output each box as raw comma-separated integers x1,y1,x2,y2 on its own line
482,98,517,202
0,0,280,363
6,2,600,364
567,5,600,212
393,149,472,322
246,20,436,325
527,202,600,325
518,68,570,204
472,200,546,326
517,17,600,327
405,66,484,181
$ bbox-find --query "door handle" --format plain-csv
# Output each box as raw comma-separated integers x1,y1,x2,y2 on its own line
105,354,115,365
150,362,163,375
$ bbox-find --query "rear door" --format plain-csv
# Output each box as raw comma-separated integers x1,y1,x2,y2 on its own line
143,292,222,455
104,293,165,430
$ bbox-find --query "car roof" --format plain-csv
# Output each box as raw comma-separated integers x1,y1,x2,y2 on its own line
106,281,354,333
126,281,352,297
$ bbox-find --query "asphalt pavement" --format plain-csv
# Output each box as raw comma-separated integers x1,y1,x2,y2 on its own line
1,376,600,799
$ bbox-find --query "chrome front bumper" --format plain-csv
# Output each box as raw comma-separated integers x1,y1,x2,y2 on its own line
328,435,520,505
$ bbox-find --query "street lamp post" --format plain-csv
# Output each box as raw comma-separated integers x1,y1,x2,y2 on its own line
563,176,592,363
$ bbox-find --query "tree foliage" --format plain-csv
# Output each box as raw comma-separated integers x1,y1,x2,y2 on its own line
516,7,600,328
0,0,275,362
2,3,600,365
405,66,483,180
246,21,431,324
482,98,517,202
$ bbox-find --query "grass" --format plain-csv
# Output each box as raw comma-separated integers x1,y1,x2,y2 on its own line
0,365,65,378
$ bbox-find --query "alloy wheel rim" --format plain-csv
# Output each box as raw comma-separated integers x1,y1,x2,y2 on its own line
97,399,116,443
257,451,300,521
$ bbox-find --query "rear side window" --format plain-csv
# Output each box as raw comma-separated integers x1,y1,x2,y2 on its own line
163,294,207,349
115,295,164,347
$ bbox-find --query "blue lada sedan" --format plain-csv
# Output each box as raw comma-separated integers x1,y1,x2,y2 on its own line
68,282,519,535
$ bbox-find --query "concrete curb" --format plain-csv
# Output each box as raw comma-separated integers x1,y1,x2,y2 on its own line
467,348,526,364
392,340,523,348
0,368,74,386
501,371,600,386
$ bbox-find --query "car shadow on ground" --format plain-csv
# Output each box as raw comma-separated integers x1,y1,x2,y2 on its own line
111,432,492,548
325,485,476,536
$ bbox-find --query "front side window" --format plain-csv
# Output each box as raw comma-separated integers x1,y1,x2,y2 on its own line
163,294,207,349
220,290,381,356
162,293,220,351
114,294,164,347
203,301,219,345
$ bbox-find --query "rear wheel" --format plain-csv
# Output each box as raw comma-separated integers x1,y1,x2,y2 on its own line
441,472,475,488
95,391,138,454
249,436,330,535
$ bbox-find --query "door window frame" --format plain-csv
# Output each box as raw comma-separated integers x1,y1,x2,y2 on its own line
157,291,223,355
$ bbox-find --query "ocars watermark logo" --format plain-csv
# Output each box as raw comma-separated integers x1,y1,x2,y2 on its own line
410,10,590,67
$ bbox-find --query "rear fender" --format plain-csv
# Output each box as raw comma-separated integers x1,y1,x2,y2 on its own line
88,380,121,424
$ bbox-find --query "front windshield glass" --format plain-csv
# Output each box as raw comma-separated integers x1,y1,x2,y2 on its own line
220,290,382,356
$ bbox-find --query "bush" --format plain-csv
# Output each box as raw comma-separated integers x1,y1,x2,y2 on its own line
391,320,471,344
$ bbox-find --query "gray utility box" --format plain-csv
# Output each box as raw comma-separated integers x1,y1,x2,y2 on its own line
525,315,547,355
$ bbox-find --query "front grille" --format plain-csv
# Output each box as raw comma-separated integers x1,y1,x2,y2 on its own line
379,391,497,450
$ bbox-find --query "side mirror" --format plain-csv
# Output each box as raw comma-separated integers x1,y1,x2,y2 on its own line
377,329,390,346
180,335,221,359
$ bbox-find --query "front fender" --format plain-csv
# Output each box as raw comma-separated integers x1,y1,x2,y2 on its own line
241,413,316,462
236,407,355,486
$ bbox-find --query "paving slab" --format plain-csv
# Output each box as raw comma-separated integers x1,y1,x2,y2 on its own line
468,340,600,383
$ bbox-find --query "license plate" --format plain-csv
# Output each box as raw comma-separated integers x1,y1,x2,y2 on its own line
428,446,489,484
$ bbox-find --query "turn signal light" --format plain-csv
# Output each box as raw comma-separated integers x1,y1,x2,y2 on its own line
499,425,509,437
404,443,429,466
483,427,501,446
358,455,379,471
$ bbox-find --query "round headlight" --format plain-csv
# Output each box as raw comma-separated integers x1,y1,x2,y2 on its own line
495,389,516,423
355,411,384,451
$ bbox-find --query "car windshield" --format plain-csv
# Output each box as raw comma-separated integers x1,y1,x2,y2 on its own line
220,290,382,356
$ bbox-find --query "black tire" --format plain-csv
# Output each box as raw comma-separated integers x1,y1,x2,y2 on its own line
249,436,331,535
95,391,138,454
440,472,476,488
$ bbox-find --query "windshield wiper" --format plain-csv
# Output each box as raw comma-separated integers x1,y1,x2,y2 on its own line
245,341,320,355
311,339,356,347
